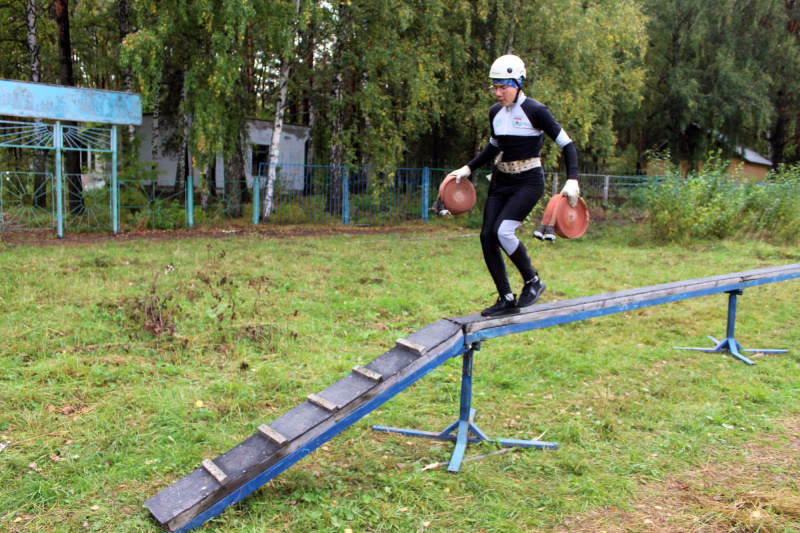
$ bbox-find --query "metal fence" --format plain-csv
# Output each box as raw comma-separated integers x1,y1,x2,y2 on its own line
2,163,660,235
64,174,113,230
258,164,441,225
0,171,56,230
119,179,187,230
256,164,645,225
565,173,650,208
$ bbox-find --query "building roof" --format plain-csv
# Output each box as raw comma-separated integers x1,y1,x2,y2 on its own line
736,146,772,167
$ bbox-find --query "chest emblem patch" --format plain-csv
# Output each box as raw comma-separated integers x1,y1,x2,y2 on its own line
513,116,524,127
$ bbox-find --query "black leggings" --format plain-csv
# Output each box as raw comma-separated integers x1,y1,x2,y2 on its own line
480,169,545,296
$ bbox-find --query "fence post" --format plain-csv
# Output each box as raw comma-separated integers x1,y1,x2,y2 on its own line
54,121,63,239
551,173,559,197
342,168,349,225
422,167,429,222
603,175,610,204
187,167,194,228
111,125,118,234
252,173,260,225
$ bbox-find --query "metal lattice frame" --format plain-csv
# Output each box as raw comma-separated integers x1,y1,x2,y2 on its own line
0,171,56,230
119,180,186,230
0,120,118,237
0,120,55,149
0,80,139,237
62,124,113,153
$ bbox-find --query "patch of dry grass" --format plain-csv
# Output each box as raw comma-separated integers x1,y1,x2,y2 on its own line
555,417,800,532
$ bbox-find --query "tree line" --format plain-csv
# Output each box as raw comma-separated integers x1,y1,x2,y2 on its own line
1,0,798,216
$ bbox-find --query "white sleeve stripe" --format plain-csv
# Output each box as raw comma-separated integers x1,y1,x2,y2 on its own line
555,129,573,149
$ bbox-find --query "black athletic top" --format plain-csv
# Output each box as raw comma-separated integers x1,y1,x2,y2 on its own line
467,94,579,181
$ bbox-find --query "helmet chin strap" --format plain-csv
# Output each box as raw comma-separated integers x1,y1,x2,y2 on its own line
513,87,521,104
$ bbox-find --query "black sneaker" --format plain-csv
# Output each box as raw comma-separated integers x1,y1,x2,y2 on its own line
481,295,519,317
543,226,556,242
518,277,546,308
533,225,547,240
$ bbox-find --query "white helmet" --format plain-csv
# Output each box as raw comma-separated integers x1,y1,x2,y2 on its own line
489,55,526,81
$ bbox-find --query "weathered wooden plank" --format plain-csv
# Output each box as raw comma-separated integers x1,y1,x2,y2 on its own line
364,348,423,379
316,373,380,408
405,319,463,350
307,393,340,412
146,325,466,531
201,459,228,486
353,365,383,382
395,338,426,355
270,402,333,442
454,265,800,334
257,425,288,448
451,277,741,328
146,433,280,526
451,266,800,330
741,263,800,280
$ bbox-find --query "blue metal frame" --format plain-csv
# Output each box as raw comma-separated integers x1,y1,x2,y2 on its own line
0,81,140,237
421,167,429,222
465,273,800,364
173,339,468,532
0,171,56,230
342,171,349,224
1,120,120,237
673,289,788,365
55,122,63,238
0,79,142,125
373,342,557,473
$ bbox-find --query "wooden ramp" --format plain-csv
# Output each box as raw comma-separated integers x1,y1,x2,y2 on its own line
145,264,800,531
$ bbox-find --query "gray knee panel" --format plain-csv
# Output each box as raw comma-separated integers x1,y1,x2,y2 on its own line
497,219,521,255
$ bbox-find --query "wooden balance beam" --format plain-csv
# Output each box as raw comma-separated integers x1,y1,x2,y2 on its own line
145,264,800,531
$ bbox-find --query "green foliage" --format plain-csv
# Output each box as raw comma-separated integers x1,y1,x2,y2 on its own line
5,0,800,198
641,152,800,242
519,0,648,161
634,0,800,165
121,0,294,170
300,0,648,170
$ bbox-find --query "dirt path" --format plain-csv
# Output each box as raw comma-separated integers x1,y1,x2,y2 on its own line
0,223,458,247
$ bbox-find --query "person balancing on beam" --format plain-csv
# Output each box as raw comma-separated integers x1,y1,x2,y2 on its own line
446,54,580,317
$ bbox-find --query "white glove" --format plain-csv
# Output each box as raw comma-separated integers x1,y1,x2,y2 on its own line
560,179,580,207
447,165,471,184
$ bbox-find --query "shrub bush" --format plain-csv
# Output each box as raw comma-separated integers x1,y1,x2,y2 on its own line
641,153,800,243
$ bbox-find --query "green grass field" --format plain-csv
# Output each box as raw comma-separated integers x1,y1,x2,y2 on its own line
1,221,799,532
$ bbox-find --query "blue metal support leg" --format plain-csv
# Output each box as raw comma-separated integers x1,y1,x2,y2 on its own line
372,342,557,473
674,289,788,365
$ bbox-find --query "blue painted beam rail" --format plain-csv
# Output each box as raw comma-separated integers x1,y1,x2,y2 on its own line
0,79,142,125
451,264,800,345
145,263,800,531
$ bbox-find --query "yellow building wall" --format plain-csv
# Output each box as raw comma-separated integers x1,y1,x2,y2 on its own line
645,158,770,181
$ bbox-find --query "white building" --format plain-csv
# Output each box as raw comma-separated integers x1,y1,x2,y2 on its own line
136,115,310,190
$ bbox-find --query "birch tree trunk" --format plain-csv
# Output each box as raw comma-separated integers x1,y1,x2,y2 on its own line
327,69,344,215
262,0,301,221
26,0,47,208
176,63,189,195
26,0,40,81
261,57,290,220
300,24,315,195
151,81,160,176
